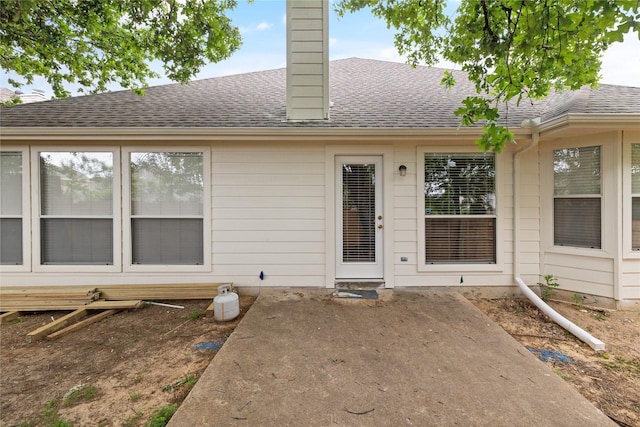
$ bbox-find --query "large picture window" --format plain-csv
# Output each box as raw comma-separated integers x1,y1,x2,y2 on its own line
1,152,23,265
553,146,601,249
39,152,114,264
632,144,640,251
423,153,496,264
129,152,204,265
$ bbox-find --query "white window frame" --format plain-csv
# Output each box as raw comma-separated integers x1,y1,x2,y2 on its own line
624,138,640,258
417,146,503,273
0,147,30,272
122,147,211,273
31,147,122,272
541,136,614,257
552,145,602,249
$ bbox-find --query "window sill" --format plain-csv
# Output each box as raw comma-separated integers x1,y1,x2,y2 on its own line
124,264,211,273
546,245,610,258
417,264,503,273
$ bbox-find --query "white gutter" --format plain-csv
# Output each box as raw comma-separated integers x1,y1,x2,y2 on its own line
512,120,605,352
0,126,534,141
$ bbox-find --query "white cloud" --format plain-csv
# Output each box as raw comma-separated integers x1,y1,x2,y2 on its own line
281,13,286,25
256,21,273,31
329,38,338,46
600,33,640,87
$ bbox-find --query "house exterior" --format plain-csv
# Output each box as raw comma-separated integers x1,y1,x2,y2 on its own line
0,88,48,104
1,1,639,309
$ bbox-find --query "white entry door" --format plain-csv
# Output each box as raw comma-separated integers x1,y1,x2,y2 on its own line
336,156,383,279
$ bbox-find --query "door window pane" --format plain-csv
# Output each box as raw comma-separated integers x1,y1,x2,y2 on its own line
342,163,375,263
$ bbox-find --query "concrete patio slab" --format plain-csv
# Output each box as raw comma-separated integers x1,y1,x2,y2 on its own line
169,289,614,426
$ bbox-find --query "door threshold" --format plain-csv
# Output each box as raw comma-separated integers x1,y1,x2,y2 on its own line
335,280,385,290
333,288,379,300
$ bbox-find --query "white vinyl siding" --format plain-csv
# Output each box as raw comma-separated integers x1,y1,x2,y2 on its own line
631,144,640,251
0,151,24,265
422,152,496,264
553,146,601,249
213,144,325,286
38,151,115,265
286,0,329,120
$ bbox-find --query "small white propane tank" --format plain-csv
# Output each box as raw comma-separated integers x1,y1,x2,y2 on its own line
214,285,239,321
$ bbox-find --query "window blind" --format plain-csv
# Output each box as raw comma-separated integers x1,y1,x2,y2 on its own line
553,146,601,249
0,152,22,265
423,153,496,264
342,163,375,262
425,218,495,263
41,218,113,264
632,144,640,250
424,153,496,216
39,152,114,265
132,219,203,265
1,152,22,216
130,152,204,265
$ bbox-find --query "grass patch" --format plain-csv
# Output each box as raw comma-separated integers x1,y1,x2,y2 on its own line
600,353,640,375
145,404,177,427
63,383,97,407
553,368,572,380
162,373,197,393
18,399,73,427
130,392,142,402
189,310,205,320
122,410,143,427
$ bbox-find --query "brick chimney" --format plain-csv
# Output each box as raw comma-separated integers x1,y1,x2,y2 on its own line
286,0,330,121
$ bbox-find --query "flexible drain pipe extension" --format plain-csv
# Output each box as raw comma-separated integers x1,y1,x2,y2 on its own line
512,121,605,352
515,278,605,351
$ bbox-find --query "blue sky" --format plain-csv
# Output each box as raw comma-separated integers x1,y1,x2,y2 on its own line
3,0,640,98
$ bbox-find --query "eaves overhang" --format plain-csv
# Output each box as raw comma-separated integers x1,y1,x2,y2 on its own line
539,114,640,138
0,126,533,142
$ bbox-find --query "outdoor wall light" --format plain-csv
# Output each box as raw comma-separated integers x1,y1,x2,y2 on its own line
399,165,407,176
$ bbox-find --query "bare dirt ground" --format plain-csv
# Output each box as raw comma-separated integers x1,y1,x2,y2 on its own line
0,297,255,427
1,294,638,427
471,298,640,427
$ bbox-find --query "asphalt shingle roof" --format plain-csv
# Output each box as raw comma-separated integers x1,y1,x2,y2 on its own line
1,58,638,129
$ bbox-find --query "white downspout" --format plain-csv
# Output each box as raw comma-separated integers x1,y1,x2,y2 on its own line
512,120,605,352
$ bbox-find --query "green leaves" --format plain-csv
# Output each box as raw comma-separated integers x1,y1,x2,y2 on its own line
336,0,639,152
0,0,242,98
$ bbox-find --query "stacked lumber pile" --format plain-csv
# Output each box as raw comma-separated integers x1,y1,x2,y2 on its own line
0,283,231,341
97,283,230,300
0,286,101,312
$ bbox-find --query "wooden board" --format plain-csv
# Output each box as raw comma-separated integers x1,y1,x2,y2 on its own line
47,310,120,340
97,283,231,300
26,309,88,343
0,283,230,311
85,300,143,310
0,286,100,312
0,311,22,324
